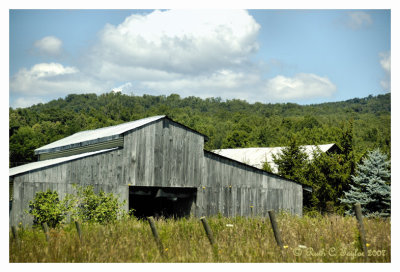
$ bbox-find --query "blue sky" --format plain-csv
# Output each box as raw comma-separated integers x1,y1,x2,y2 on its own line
9,9,391,108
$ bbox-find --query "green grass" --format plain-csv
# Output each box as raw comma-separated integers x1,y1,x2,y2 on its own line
9,213,390,263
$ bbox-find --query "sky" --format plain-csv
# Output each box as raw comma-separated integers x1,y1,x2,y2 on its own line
9,9,391,108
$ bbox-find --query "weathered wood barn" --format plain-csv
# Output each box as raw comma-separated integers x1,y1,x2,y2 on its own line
9,116,309,225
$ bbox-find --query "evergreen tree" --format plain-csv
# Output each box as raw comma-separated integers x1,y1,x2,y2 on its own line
273,137,309,186
305,150,351,213
340,149,391,217
261,160,274,173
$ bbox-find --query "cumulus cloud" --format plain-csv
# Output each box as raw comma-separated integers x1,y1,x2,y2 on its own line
264,73,337,100
89,9,260,78
379,51,391,90
10,62,107,97
112,82,133,93
346,11,372,30
34,36,63,56
13,97,45,108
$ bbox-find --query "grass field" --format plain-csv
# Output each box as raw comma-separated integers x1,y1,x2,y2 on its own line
9,213,390,263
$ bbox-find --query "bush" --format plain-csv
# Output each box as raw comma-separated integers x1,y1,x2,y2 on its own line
28,185,127,227
67,185,126,224
28,189,69,227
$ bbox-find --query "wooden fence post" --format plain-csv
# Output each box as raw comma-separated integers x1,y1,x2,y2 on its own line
75,221,82,242
200,216,219,261
11,226,18,241
41,222,50,242
268,210,283,249
200,216,215,246
11,226,20,248
354,203,369,262
147,216,165,255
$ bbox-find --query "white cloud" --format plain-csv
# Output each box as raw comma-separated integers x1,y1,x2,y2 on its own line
10,62,107,97
379,51,390,74
379,51,391,90
13,97,45,108
133,68,262,100
264,73,337,100
34,36,63,56
346,11,372,30
89,9,260,78
112,82,133,93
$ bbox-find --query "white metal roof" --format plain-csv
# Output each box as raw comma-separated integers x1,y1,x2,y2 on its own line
35,115,165,154
10,148,119,177
213,144,336,173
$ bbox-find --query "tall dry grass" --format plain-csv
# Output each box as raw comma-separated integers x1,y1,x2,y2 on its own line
9,213,390,263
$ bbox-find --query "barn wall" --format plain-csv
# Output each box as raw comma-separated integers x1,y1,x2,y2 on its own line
197,151,303,217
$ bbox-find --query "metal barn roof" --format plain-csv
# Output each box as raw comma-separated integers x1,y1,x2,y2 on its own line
35,115,166,155
213,143,337,173
10,148,118,177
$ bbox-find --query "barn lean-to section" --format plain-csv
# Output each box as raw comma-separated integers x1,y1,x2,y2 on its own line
9,116,306,226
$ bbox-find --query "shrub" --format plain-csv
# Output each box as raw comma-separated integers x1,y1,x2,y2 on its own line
67,185,126,224
28,189,69,227
28,185,127,227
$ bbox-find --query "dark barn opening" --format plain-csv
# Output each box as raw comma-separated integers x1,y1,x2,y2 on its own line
129,186,197,219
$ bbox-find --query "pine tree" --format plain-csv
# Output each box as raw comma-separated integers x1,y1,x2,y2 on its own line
340,149,391,217
273,137,309,186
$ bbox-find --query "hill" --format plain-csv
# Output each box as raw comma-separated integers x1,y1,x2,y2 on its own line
9,93,390,166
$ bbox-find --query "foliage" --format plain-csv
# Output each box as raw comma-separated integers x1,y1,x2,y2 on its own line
305,151,350,213
272,136,309,186
9,214,391,262
261,160,274,172
340,149,391,217
66,185,127,223
28,186,127,227
268,122,359,214
28,190,69,228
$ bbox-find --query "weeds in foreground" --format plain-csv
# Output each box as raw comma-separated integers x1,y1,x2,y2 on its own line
9,213,390,263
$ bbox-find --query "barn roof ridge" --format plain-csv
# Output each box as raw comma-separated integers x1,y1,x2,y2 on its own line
35,115,209,155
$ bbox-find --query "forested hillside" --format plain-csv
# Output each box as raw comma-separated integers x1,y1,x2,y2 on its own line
9,92,390,167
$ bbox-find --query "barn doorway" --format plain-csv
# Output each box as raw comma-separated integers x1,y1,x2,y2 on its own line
129,186,197,219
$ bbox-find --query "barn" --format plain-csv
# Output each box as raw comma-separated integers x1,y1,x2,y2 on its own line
9,115,309,226
213,143,340,173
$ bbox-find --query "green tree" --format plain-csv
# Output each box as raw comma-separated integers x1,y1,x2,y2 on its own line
340,149,391,217
28,190,69,227
9,126,45,166
221,130,250,148
273,137,309,186
262,160,274,173
306,150,350,213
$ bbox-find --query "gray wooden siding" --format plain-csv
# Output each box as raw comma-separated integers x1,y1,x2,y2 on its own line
121,119,203,188
10,118,303,226
199,151,302,217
